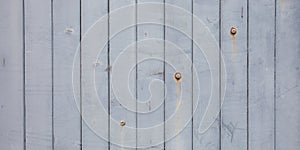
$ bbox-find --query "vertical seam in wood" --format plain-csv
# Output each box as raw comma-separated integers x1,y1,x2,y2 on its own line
273,0,277,149
79,0,82,149
51,0,54,149
107,0,111,149
135,1,138,149
22,0,26,149
246,0,250,149
191,0,194,149
219,0,222,149
163,0,166,149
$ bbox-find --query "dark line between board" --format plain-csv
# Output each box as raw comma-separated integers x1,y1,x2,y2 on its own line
135,0,138,149
79,0,82,149
107,0,111,149
246,0,250,149
22,0,26,149
218,0,222,150
191,0,194,149
273,0,277,150
163,0,166,149
51,0,54,150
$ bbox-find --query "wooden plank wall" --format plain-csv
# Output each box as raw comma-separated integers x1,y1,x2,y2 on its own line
0,0,299,150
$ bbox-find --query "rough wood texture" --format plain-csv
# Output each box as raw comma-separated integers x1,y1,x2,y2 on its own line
192,0,220,149
0,0,24,149
165,1,193,149
25,0,53,149
81,0,109,149
0,0,300,150
137,0,164,149
53,0,81,149
109,0,136,149
221,0,248,149
248,0,275,149
276,0,300,149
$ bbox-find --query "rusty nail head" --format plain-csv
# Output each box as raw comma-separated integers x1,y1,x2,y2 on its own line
230,27,237,35
174,72,182,80
120,120,126,126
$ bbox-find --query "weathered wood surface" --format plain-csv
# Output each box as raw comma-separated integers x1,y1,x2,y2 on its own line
0,0,299,149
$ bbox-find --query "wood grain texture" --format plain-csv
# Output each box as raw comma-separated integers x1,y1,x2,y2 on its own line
192,0,220,149
81,0,109,149
248,0,275,149
53,0,81,149
1,0,300,150
165,1,193,149
24,0,53,149
0,0,24,149
137,0,165,149
276,0,300,149
221,0,248,149
109,0,137,149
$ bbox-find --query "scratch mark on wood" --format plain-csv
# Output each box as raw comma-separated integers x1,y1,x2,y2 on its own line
241,7,244,18
151,71,163,76
2,58,5,67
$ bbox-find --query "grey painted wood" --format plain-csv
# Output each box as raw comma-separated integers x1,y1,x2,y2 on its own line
2,1,300,150
24,0,53,149
81,0,109,149
165,1,193,149
53,0,81,149
248,0,275,149
109,0,137,149
136,1,165,149
221,0,248,149
0,0,24,149
276,0,300,149
192,0,220,149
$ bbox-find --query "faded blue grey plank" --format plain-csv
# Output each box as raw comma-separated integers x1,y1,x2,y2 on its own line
248,0,275,149
24,0,53,149
136,1,165,149
276,0,300,149
0,0,24,149
53,0,81,149
192,0,220,149
109,0,137,149
81,0,109,149
165,1,193,149
221,0,248,149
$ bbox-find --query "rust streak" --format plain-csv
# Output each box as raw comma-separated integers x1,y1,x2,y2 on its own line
281,0,285,11
232,38,237,59
230,27,237,59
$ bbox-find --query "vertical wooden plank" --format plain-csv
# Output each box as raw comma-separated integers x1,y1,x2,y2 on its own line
248,0,275,149
276,0,300,149
221,0,248,149
53,0,81,149
0,0,24,149
81,0,109,149
109,0,137,149
192,0,220,149
165,0,193,149
136,0,164,149
24,0,53,149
